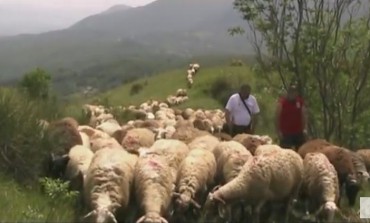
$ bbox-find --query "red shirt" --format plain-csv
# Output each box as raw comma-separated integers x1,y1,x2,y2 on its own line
278,96,304,135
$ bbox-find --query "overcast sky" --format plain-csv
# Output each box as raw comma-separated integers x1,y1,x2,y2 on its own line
0,0,157,36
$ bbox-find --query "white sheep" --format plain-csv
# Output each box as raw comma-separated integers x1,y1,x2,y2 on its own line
96,120,122,137
121,128,155,154
205,147,304,223
63,145,94,191
90,136,122,153
134,153,173,223
148,139,190,184
173,148,216,216
83,148,138,223
187,135,220,153
298,152,340,222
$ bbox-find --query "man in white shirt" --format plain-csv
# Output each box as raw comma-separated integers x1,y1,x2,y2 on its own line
223,84,260,136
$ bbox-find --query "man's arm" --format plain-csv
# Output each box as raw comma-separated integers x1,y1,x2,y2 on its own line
251,97,261,132
301,102,308,133
275,99,283,138
225,96,234,128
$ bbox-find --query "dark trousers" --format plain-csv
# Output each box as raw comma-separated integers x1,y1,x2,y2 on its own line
279,132,306,151
222,123,252,137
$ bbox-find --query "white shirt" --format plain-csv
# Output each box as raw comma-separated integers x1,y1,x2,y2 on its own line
225,93,260,126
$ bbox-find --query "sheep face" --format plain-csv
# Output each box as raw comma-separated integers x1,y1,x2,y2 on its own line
46,153,69,179
136,212,168,223
84,207,118,223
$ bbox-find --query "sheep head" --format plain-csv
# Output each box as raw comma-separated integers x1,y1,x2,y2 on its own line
136,212,168,223
173,192,201,212
84,207,119,223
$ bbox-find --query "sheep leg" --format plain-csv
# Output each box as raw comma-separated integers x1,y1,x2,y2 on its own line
251,200,266,223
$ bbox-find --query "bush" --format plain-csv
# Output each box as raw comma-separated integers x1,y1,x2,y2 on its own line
130,83,144,96
209,77,234,106
0,88,65,184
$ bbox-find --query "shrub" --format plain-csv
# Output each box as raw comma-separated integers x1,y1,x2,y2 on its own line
209,77,234,106
130,83,144,95
0,88,65,184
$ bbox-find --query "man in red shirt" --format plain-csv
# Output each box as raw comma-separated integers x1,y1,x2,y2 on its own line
275,82,308,150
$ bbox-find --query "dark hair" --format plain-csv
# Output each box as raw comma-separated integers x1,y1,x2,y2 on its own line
240,84,251,91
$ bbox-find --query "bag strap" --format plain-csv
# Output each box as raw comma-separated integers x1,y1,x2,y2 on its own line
239,93,252,117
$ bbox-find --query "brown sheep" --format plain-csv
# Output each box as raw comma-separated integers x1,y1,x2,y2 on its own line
46,117,83,154
121,128,155,154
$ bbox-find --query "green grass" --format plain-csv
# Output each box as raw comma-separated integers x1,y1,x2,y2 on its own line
0,174,75,222
93,66,256,108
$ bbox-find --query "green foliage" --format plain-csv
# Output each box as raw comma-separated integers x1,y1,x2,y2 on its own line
233,0,370,148
0,174,75,222
19,68,51,100
0,88,66,183
130,82,145,96
39,177,79,203
209,77,234,106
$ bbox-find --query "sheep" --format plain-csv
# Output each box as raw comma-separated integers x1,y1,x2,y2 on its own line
63,145,94,191
176,89,188,97
78,125,96,137
134,153,173,223
79,131,91,148
83,148,138,223
46,117,83,155
187,135,220,152
298,152,340,223
205,148,304,223
298,140,358,207
232,134,270,155
356,149,370,172
96,121,122,137
340,148,369,206
171,125,210,144
148,139,190,184
121,128,155,154
172,148,217,222
254,144,283,156
205,141,253,222
90,136,122,153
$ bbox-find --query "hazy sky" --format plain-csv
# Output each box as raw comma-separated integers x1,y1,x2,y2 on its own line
0,0,157,36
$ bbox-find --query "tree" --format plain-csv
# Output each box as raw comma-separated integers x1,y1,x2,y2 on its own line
230,0,370,148
20,68,51,100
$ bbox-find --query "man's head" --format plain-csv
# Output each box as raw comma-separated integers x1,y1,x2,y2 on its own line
287,82,299,100
239,84,251,99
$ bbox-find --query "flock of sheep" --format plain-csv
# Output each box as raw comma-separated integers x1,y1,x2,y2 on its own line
186,63,200,88
41,98,370,223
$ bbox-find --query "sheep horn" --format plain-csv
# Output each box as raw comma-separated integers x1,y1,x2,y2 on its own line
136,216,145,223
107,211,118,223
210,193,226,205
83,210,97,219
211,185,221,192
190,199,201,209
160,217,169,223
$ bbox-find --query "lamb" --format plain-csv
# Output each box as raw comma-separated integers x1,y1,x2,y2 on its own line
148,139,190,184
134,153,173,223
121,128,155,154
83,148,138,223
205,148,304,223
172,148,217,222
63,145,94,191
299,152,340,222
187,134,220,153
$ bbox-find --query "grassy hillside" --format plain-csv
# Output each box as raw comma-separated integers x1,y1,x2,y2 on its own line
90,65,278,136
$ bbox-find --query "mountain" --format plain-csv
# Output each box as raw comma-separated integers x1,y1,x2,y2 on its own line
0,0,251,83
